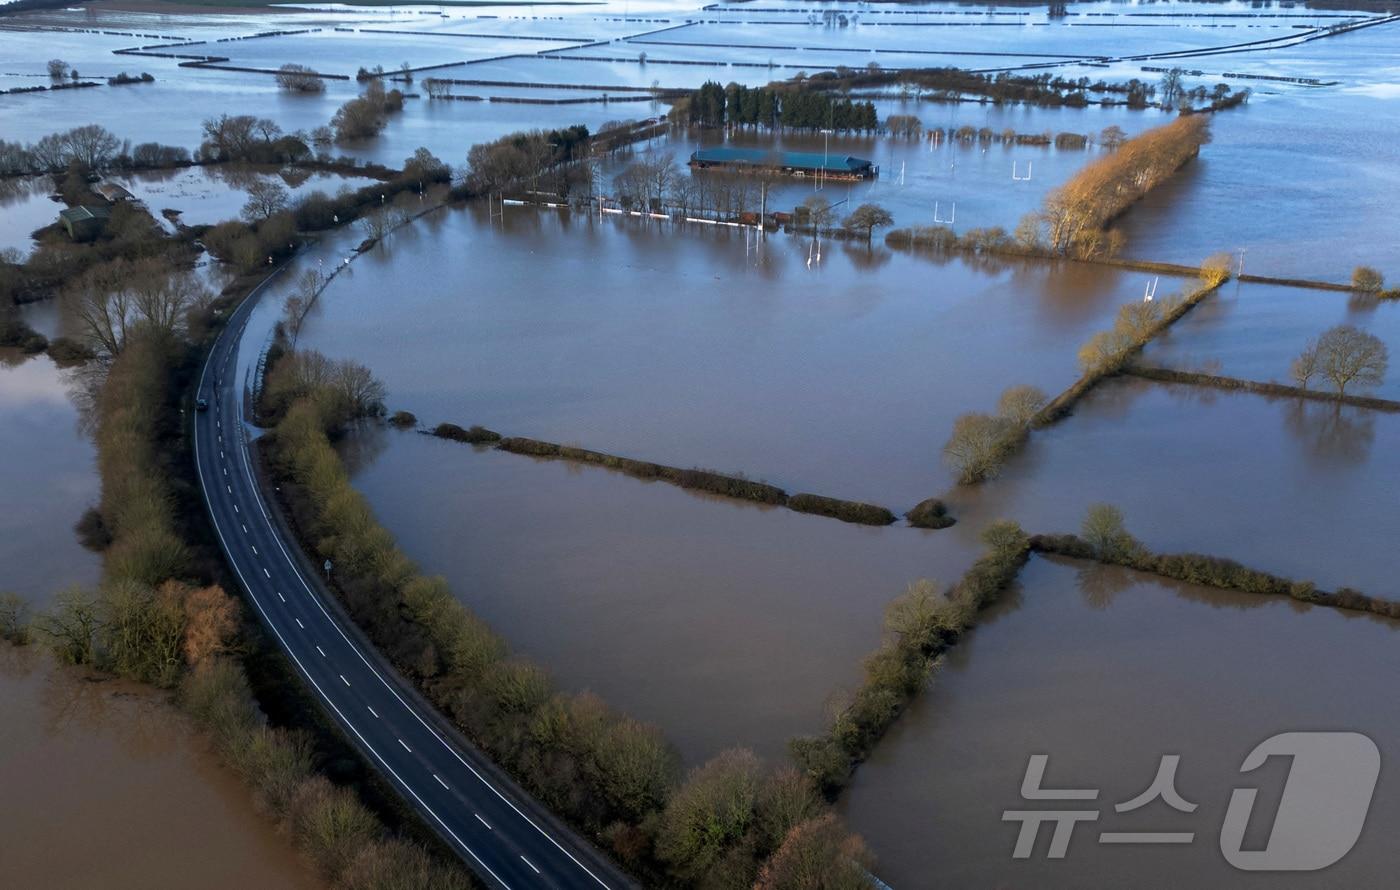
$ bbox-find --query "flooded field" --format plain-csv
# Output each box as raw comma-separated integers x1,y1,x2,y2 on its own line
5,0,1400,883
0,645,319,890
1144,281,1400,399
298,203,1146,507
839,555,1400,889
1117,84,1400,281
0,352,101,603
0,177,61,256
655,108,1149,234
949,377,1400,596
339,425,977,763
112,164,381,228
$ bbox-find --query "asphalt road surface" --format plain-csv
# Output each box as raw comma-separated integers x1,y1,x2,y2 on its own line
194,273,634,890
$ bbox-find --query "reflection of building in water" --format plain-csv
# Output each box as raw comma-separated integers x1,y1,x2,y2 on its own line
688,147,877,181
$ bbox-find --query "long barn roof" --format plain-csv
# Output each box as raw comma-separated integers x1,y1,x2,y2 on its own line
690,147,873,173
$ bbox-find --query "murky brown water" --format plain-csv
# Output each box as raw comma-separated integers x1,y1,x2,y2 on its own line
0,645,320,890
0,352,101,601
340,427,978,763
839,555,1400,889
947,376,1400,596
6,0,1399,881
1144,280,1400,400
303,204,1141,508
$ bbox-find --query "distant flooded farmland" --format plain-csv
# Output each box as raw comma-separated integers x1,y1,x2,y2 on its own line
0,646,320,890
1117,86,1400,280
839,555,1400,889
4,0,1400,883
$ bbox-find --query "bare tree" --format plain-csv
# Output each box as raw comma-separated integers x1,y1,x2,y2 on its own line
47,59,70,80
242,179,289,224
283,267,326,347
1081,503,1138,561
70,260,205,355
800,194,834,229
943,412,1014,484
1290,342,1319,390
843,203,893,245
1352,266,1384,293
132,268,208,334
37,588,102,665
72,267,135,356
1311,324,1388,396
63,125,123,170
997,384,1048,427
275,63,325,94
1159,68,1184,110
1098,125,1127,150
359,207,392,242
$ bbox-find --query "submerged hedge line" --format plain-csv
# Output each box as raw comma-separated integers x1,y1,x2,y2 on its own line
792,503,1399,803
270,394,877,888
1031,511,1400,620
943,264,1229,488
429,423,914,528
1126,366,1400,412
789,521,1031,796
495,435,790,506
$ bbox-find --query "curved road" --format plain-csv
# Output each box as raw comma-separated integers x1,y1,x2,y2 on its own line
194,271,634,890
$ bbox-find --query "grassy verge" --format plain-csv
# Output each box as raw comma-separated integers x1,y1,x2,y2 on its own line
264,383,878,888
28,312,470,888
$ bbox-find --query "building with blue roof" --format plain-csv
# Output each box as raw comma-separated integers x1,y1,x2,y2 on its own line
688,147,877,180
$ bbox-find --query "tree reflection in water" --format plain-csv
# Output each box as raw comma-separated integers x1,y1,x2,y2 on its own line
1074,561,1134,610
1283,399,1376,468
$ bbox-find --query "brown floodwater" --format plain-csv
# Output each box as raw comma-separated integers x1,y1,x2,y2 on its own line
0,351,101,601
301,203,1146,508
1143,280,1400,401
339,426,980,764
0,645,320,890
946,376,1400,596
839,555,1400,889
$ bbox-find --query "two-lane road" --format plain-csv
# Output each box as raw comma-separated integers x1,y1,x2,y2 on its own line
194,275,633,890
